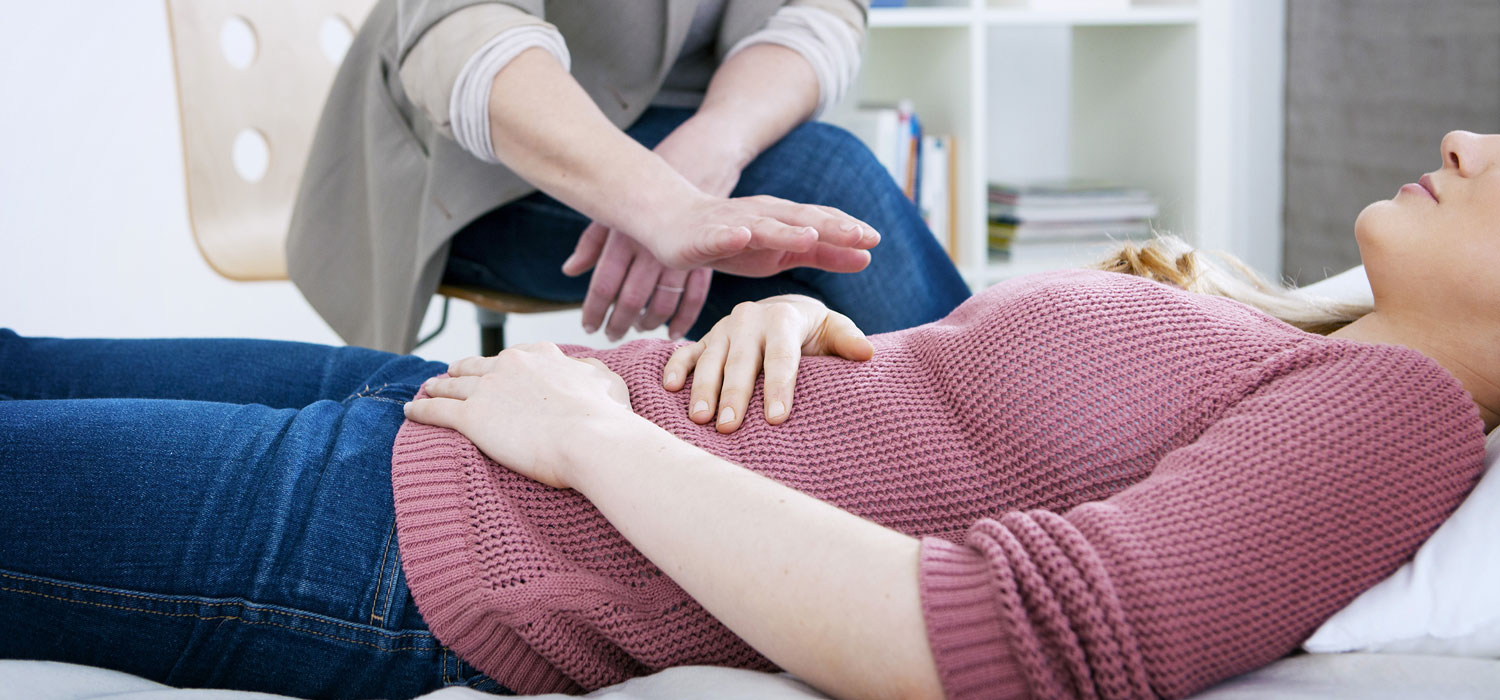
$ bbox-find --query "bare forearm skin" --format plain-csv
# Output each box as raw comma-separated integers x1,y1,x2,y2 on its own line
567,417,945,700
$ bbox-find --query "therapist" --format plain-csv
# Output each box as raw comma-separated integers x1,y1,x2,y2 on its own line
288,0,970,352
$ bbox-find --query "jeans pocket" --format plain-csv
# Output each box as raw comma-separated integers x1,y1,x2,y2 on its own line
454,655,513,695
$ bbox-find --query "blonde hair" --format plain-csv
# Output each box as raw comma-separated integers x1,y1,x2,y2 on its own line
1090,235,1372,335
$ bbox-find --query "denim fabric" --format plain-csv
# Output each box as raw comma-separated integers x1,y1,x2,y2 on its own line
444,106,973,340
0,330,510,698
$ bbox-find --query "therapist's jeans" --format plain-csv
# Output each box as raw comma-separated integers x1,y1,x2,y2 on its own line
444,107,972,340
0,330,508,698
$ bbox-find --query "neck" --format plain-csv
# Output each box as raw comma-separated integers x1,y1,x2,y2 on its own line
1330,312,1500,433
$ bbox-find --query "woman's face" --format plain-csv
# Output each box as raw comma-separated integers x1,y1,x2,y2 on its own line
1355,130,1500,320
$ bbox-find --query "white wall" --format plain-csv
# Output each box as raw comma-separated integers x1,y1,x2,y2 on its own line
0,2,1285,363
0,2,658,364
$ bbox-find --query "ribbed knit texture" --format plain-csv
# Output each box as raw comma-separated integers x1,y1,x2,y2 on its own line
390,269,1487,698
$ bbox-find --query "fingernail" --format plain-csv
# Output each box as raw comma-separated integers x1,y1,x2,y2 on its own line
665,371,678,386
718,406,735,424
693,400,709,416
768,400,785,419
583,323,598,334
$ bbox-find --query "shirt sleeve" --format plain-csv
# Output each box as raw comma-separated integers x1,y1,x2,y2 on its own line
724,1,867,118
919,345,1487,700
397,1,567,160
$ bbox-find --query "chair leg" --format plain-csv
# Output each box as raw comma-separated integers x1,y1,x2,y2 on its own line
414,298,451,351
478,308,507,356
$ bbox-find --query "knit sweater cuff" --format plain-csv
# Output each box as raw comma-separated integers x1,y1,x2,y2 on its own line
919,537,1030,700
391,416,582,695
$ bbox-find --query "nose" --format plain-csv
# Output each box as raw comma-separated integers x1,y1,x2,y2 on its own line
1440,130,1497,176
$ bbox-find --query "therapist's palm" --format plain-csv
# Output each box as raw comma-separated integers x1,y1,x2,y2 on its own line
563,124,876,341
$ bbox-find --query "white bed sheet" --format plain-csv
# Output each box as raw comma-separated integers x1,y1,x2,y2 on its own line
4,653,1499,700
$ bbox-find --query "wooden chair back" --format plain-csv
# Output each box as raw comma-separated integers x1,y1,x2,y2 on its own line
164,0,376,280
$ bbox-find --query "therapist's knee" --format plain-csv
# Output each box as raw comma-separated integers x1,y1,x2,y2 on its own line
772,121,899,199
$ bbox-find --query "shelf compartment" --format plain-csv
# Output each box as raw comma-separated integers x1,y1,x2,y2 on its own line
983,7,1198,27
869,7,976,28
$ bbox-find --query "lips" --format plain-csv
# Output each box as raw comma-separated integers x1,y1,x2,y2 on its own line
1418,174,1439,202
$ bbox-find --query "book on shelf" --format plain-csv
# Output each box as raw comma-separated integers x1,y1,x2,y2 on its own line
988,236,1145,266
987,179,1158,223
843,101,956,255
919,134,958,254
988,180,1151,207
987,178,1156,266
988,219,1152,243
989,201,1159,223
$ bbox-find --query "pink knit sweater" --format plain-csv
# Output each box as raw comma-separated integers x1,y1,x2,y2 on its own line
390,269,1486,698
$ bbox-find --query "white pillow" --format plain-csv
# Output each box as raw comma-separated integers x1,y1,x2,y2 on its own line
1303,427,1500,656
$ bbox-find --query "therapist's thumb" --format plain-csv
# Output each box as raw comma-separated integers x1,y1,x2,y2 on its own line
563,223,609,276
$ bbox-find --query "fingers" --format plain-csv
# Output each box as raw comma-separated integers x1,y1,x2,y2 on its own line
421,375,484,401
690,224,753,262
759,198,879,250
636,267,689,333
760,306,803,425
667,267,712,341
562,222,609,277
779,242,873,275
713,319,763,433
824,312,875,361
448,355,493,376
580,230,635,334
402,396,466,429
687,332,727,425
663,340,705,392
604,252,661,342
745,217,817,254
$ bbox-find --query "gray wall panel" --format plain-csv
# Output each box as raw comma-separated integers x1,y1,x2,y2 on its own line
1283,0,1500,284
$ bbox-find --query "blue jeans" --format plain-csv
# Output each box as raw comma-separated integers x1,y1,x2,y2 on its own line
444,107,972,339
0,330,507,698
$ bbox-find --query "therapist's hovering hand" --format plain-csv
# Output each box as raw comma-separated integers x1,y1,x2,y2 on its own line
563,112,879,342
564,186,879,341
486,48,879,341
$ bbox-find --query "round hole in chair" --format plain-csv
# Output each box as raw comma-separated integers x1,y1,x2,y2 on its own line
219,15,257,69
231,128,270,183
319,16,355,65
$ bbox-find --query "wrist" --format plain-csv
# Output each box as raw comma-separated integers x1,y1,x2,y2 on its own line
673,111,758,171
617,174,715,245
561,412,672,491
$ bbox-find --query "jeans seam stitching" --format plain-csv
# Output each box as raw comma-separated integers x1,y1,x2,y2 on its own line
381,548,402,625
0,571,429,639
0,585,437,651
369,520,397,624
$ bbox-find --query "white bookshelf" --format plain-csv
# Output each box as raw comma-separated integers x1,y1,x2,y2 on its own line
826,0,1284,288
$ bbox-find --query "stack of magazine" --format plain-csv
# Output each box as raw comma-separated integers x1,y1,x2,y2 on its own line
987,180,1157,265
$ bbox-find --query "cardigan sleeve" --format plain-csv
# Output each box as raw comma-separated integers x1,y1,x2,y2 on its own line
919,345,1487,700
725,0,868,118
395,1,558,142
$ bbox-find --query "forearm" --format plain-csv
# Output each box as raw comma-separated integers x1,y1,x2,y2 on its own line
679,44,821,171
568,417,943,700
485,49,705,235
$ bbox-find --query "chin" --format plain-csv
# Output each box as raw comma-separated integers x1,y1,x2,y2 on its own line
1353,200,1389,248
1353,199,1416,249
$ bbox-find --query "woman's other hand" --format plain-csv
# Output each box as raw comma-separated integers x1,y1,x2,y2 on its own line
564,225,711,341
662,295,873,433
561,120,734,342
404,343,636,489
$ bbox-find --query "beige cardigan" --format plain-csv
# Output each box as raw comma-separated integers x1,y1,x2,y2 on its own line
287,0,867,352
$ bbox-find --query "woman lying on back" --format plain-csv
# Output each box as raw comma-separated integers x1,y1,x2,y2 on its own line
3,131,1496,699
